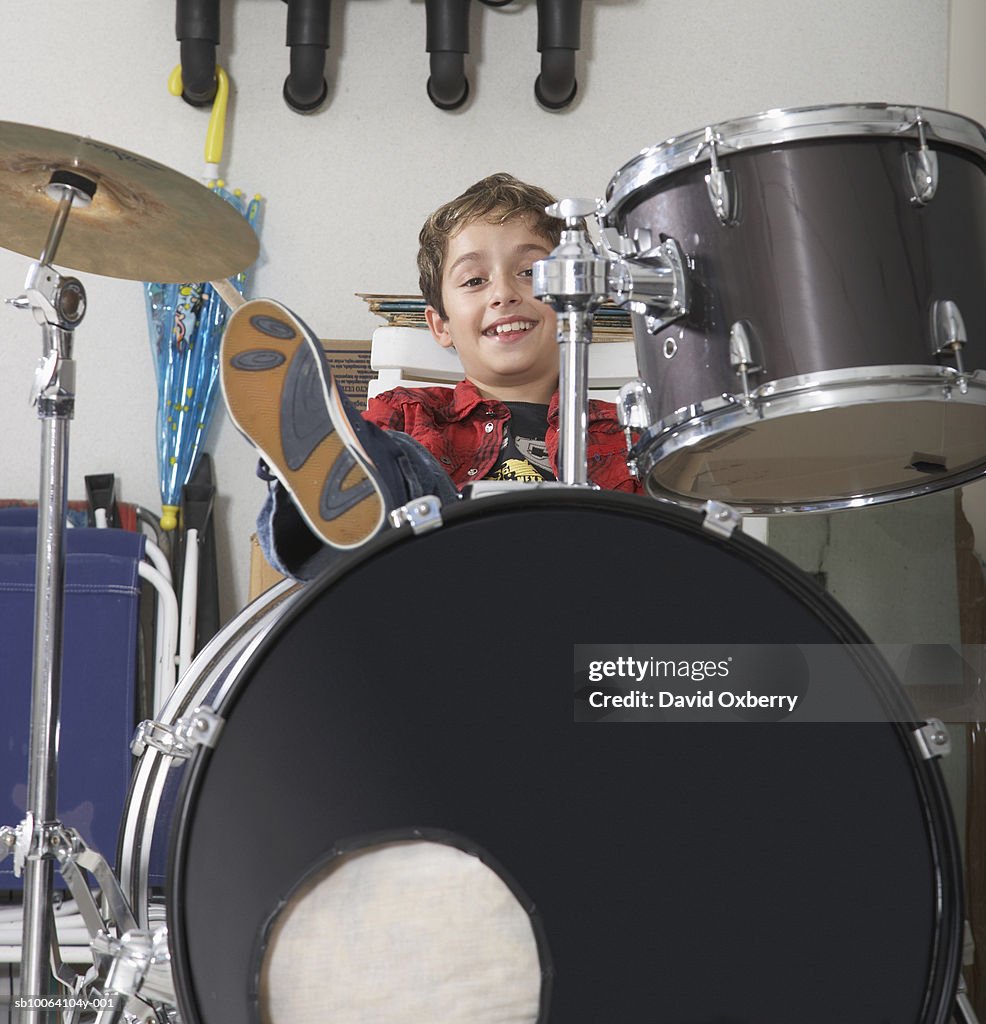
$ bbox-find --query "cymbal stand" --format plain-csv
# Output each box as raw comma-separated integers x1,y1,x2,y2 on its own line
6,172,93,1019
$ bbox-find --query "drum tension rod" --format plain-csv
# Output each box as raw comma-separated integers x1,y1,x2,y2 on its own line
931,299,969,392
903,109,939,206
728,320,763,410
696,126,737,226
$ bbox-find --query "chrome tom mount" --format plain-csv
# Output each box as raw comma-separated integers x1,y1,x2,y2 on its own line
532,197,688,485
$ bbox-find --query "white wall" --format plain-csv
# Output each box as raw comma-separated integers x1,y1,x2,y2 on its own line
0,0,963,620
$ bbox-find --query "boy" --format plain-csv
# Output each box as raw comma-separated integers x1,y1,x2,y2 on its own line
221,173,639,580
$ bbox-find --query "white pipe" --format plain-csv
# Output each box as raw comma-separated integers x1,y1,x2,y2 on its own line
138,561,179,713
143,539,175,708
143,539,172,585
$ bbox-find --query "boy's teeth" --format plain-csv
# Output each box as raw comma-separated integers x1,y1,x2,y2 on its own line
494,320,533,334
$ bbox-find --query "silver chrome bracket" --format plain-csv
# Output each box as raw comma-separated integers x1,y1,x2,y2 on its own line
913,718,951,760
729,320,764,408
534,198,610,309
702,500,742,539
931,299,968,384
11,261,88,331
0,824,16,864
131,707,224,759
463,481,596,500
616,380,656,478
608,239,689,336
694,126,738,225
389,495,444,535
902,109,939,206
91,924,171,1010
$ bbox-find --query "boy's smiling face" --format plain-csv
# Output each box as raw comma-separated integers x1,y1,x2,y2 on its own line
424,217,559,403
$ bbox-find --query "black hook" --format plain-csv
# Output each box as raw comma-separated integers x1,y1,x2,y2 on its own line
283,0,331,113
176,0,220,107
425,0,471,110
534,0,581,111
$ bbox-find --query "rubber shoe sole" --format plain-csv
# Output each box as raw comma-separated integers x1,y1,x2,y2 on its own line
221,298,387,550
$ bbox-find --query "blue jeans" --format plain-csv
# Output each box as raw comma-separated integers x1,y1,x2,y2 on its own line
256,429,460,581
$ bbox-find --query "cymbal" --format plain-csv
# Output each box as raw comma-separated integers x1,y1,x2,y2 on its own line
0,121,260,283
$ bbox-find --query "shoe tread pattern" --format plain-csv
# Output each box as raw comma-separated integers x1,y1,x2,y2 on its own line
222,299,385,549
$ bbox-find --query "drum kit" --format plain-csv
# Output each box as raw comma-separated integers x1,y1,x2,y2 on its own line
0,101,984,1024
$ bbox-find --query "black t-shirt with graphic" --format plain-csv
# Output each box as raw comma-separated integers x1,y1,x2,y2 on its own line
487,403,556,483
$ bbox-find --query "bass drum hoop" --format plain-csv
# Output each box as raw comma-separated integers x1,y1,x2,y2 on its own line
117,577,304,931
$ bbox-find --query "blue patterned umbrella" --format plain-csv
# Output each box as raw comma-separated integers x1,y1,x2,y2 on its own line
144,185,262,530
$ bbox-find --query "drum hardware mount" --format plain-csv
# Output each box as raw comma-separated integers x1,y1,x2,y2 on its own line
534,198,610,486
902,110,939,206
607,237,689,337
90,926,173,1024
597,225,691,337
389,494,444,535
693,127,738,226
616,379,656,478
461,480,598,502
729,320,764,410
534,197,689,484
0,816,172,1022
131,707,225,760
700,500,742,539
931,299,969,388
913,718,952,761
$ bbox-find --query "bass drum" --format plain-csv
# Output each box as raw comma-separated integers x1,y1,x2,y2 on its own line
603,102,986,513
136,490,961,1024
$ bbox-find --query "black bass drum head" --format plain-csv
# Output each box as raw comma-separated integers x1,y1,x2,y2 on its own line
168,489,962,1024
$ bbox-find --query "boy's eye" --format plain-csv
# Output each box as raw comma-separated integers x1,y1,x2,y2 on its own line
462,276,485,287
518,267,534,278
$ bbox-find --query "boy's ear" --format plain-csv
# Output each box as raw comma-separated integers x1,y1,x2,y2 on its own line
425,305,454,349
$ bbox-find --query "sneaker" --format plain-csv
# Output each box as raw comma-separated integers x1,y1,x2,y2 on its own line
221,297,398,550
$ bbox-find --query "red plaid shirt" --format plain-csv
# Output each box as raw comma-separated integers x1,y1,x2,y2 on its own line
365,379,641,493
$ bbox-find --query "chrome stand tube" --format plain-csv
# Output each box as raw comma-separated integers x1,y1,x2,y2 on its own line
21,383,72,1017
556,309,591,485
8,181,89,1022
532,198,608,488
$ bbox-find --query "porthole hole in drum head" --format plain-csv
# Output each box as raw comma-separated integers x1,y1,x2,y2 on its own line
254,834,548,1024
164,491,963,1024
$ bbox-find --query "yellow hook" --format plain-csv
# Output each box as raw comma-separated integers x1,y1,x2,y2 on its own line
169,64,230,179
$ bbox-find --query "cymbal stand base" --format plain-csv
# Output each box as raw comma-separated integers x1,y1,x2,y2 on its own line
0,823,169,1023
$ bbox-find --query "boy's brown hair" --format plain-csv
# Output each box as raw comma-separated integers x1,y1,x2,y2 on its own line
417,172,561,318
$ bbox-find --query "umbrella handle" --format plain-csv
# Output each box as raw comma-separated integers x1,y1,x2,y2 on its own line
168,64,230,181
